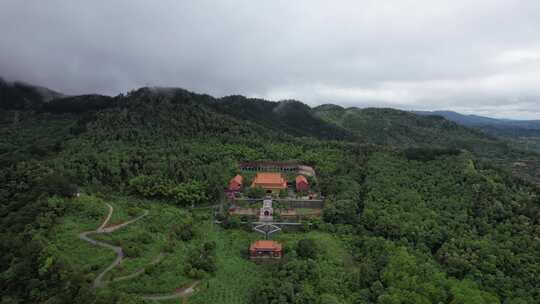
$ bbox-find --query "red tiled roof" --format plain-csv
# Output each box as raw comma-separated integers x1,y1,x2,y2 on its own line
251,172,287,189
239,161,299,168
250,240,282,251
228,175,243,191
295,175,308,184
232,175,242,184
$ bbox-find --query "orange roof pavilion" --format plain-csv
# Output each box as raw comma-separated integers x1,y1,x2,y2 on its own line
251,172,287,190
249,240,283,259
249,240,282,252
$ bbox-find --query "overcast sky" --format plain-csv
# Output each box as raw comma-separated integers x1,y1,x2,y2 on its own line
1,1,540,119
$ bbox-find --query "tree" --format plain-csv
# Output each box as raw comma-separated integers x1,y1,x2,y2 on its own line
185,241,217,276
294,284,317,304
296,238,318,259
37,173,78,197
322,199,361,225
449,279,501,304
170,181,207,206
247,186,265,198
171,219,194,241
320,294,342,304
128,174,170,197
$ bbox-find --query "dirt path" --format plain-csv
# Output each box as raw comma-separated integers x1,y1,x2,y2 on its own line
97,203,114,231
78,203,149,288
140,281,199,301
112,252,165,283
79,203,199,301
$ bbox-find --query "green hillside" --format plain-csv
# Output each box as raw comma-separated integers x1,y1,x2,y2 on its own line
313,105,540,183
1,84,540,303
0,77,63,110
314,105,505,152
207,95,354,140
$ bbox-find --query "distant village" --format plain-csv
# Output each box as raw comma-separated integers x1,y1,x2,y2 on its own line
220,161,324,260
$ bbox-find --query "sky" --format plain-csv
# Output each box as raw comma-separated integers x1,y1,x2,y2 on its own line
1,1,540,119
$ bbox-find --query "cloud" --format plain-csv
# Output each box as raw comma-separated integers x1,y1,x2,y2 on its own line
0,0,539,118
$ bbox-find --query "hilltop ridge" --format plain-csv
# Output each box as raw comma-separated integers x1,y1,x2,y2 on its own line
1,79,538,176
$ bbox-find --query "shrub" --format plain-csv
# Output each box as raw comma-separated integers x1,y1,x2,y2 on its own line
185,241,217,276
37,173,78,197
162,241,176,253
123,242,142,258
134,231,153,244
129,175,207,207
296,238,318,259
169,181,207,206
247,186,265,198
222,216,241,229
171,220,194,241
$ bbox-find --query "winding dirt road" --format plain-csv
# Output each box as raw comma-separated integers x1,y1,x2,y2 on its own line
79,203,199,300
78,203,149,288
141,281,199,301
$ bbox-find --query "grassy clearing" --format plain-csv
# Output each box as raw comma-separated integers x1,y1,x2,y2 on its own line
96,201,193,279
109,240,193,295
94,216,165,278
48,194,165,284
188,224,264,304
187,227,352,303
104,204,194,293
107,202,134,225
48,194,352,302
109,211,264,301
47,194,116,283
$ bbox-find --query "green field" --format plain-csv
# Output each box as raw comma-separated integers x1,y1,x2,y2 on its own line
44,193,355,303
47,194,116,285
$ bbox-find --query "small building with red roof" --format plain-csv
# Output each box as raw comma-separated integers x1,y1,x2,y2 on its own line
228,175,243,191
226,175,243,199
249,240,282,259
295,175,309,192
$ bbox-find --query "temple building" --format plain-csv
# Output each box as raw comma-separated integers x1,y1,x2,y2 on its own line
251,172,287,194
249,240,282,259
226,175,243,199
295,175,309,192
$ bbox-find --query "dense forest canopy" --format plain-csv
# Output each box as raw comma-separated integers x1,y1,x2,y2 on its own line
1,82,539,303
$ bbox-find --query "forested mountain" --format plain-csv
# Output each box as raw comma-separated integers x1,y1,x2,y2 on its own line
313,105,490,148
412,110,540,157
415,110,540,140
1,82,540,303
415,110,540,130
312,105,538,161
0,77,63,110
207,96,354,140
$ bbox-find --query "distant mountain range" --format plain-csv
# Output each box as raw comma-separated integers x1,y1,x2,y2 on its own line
1,77,539,149
0,79,497,148
414,110,540,137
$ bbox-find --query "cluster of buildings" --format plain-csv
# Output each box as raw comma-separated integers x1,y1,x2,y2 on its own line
225,162,317,260
226,172,309,198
